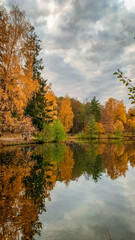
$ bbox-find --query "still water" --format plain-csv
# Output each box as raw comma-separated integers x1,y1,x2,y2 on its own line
0,141,135,240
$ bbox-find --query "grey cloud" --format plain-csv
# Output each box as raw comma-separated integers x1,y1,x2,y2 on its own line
3,0,135,107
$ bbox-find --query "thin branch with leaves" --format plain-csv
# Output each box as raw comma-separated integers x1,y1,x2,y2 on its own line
113,69,135,104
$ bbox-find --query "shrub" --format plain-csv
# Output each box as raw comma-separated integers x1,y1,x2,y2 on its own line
52,120,66,142
36,120,66,142
36,122,53,142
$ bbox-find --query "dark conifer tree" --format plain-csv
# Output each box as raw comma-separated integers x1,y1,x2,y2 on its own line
90,96,101,122
25,28,48,130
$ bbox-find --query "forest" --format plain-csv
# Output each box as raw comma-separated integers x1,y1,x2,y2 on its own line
1,4,135,143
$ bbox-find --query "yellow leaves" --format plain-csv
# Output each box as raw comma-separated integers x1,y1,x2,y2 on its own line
114,120,124,133
102,98,126,133
45,84,58,121
95,122,104,134
128,107,135,117
114,101,126,124
127,119,135,130
0,5,39,132
106,98,126,123
59,95,74,132
126,107,135,130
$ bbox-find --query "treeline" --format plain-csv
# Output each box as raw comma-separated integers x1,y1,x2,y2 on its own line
0,4,135,142
70,97,135,138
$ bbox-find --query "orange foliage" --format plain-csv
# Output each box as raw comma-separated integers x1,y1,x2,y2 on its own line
102,144,128,179
45,84,58,122
114,120,124,133
59,95,74,132
0,6,39,133
95,122,104,134
0,147,40,239
101,98,126,133
126,107,135,131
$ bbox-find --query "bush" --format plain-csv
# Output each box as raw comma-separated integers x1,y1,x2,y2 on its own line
36,122,54,142
52,120,66,142
36,120,66,142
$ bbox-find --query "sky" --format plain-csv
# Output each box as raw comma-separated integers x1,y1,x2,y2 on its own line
2,0,135,107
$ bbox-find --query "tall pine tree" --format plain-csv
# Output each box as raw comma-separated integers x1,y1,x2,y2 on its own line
90,96,101,122
25,29,48,130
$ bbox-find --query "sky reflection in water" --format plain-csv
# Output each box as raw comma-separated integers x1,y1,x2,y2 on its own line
0,142,135,240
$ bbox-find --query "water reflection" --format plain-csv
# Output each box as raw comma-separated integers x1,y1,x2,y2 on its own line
0,142,135,239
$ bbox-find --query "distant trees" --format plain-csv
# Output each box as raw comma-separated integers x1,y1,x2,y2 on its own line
70,98,85,134
101,98,126,134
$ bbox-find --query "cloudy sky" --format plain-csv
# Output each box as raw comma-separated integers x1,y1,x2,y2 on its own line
2,0,135,107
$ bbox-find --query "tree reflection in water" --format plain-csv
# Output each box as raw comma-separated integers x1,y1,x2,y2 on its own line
0,142,135,239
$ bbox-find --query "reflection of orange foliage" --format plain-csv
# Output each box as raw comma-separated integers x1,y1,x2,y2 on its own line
60,147,74,185
98,143,106,155
0,148,40,240
102,144,128,179
126,146,135,167
44,161,57,193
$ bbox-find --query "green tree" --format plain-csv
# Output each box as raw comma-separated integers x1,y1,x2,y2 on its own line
52,120,66,142
85,115,96,138
36,122,54,142
25,31,48,130
90,96,101,122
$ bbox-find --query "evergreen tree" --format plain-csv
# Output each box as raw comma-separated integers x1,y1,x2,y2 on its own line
86,115,96,137
90,96,101,122
25,29,48,130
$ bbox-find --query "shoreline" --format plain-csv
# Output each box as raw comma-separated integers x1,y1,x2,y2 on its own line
0,134,135,147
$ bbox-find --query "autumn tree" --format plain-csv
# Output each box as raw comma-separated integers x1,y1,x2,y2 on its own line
95,122,104,134
114,120,124,136
0,5,39,133
45,84,58,122
59,96,74,132
126,107,135,132
101,98,126,133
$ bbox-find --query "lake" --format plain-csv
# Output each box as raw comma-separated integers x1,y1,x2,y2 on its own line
0,141,135,240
